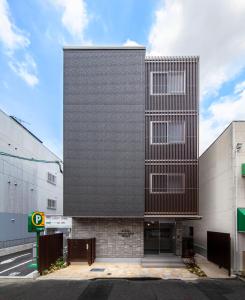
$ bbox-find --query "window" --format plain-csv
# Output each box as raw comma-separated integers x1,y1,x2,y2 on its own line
150,173,185,194
47,199,57,210
150,121,185,145
152,72,168,94
150,71,185,95
47,172,56,185
151,122,167,144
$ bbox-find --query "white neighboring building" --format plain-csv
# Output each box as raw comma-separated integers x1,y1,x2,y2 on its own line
0,108,64,249
192,121,245,274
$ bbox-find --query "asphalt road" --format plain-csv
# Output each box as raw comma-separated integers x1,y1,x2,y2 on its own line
0,278,245,300
0,249,35,277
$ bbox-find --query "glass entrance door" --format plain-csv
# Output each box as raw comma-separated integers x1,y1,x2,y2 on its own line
159,223,174,253
144,221,159,254
144,221,174,255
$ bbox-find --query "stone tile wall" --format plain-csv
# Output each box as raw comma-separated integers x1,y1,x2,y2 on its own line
72,218,144,258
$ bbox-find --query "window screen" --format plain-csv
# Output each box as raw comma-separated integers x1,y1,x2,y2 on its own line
151,174,167,193
167,71,185,93
150,174,185,194
168,122,185,143
152,72,167,94
151,121,185,144
151,71,185,95
151,122,167,144
168,174,185,193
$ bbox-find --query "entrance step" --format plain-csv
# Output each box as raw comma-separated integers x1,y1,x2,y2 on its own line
141,255,185,268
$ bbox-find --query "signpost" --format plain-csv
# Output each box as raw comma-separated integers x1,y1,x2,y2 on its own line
28,212,45,271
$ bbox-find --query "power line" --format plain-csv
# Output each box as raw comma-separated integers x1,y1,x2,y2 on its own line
0,151,63,173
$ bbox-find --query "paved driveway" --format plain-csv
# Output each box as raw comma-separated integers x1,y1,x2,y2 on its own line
0,278,245,300
41,262,197,280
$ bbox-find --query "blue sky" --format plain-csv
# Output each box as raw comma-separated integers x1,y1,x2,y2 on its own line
0,0,245,157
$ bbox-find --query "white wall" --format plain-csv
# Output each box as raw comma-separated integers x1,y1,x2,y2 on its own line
192,121,245,272
0,109,63,241
191,123,234,260
233,122,245,271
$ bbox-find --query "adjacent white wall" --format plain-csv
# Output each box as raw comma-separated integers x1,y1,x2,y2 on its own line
234,122,245,271
0,109,63,242
192,121,245,272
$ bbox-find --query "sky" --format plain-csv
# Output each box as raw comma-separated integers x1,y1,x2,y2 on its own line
0,0,245,158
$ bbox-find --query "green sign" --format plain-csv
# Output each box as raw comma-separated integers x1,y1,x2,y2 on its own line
28,211,45,232
28,212,45,272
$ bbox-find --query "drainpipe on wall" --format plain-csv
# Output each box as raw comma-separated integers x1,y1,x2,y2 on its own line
233,123,242,274
232,123,238,274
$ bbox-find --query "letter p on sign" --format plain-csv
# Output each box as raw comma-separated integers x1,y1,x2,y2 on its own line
35,215,42,224
32,212,45,227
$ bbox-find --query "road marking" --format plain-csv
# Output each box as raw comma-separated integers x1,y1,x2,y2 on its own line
8,272,20,276
0,253,31,265
0,259,32,275
25,270,38,278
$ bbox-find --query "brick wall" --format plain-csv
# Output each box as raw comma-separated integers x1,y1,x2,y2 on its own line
72,218,144,258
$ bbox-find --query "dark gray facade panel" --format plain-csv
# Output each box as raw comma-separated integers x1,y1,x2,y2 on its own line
64,49,145,217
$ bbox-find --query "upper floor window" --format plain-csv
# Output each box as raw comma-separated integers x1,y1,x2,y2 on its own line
150,121,185,145
47,172,56,185
47,199,57,210
150,71,185,95
150,173,185,194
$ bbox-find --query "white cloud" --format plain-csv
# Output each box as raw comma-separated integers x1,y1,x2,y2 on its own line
148,0,245,97
0,0,29,52
123,39,142,47
0,0,38,86
9,54,39,86
234,80,245,94
50,0,88,40
200,81,245,153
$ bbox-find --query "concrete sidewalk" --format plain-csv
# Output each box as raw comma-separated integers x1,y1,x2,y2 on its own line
40,262,198,280
195,254,230,278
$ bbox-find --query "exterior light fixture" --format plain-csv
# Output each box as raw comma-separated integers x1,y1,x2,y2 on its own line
236,143,243,151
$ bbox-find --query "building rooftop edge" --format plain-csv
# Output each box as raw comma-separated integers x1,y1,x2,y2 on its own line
0,108,62,161
200,120,245,158
63,46,146,50
145,56,199,60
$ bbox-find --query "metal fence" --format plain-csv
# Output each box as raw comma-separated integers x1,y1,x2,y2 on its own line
0,237,36,249
207,231,231,276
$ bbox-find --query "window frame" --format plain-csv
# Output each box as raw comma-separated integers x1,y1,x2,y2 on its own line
150,121,186,145
47,199,57,210
47,172,57,185
150,71,186,95
149,173,185,194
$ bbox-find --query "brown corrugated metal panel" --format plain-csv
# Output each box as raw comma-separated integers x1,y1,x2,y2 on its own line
145,57,199,215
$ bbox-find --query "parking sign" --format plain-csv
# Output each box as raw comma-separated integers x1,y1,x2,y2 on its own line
28,212,45,232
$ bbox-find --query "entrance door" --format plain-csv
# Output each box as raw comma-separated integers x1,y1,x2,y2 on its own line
144,222,174,254
144,221,159,255
159,223,173,253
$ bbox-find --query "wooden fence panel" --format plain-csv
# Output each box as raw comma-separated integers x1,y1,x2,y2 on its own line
39,233,63,274
67,238,96,266
207,231,231,276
